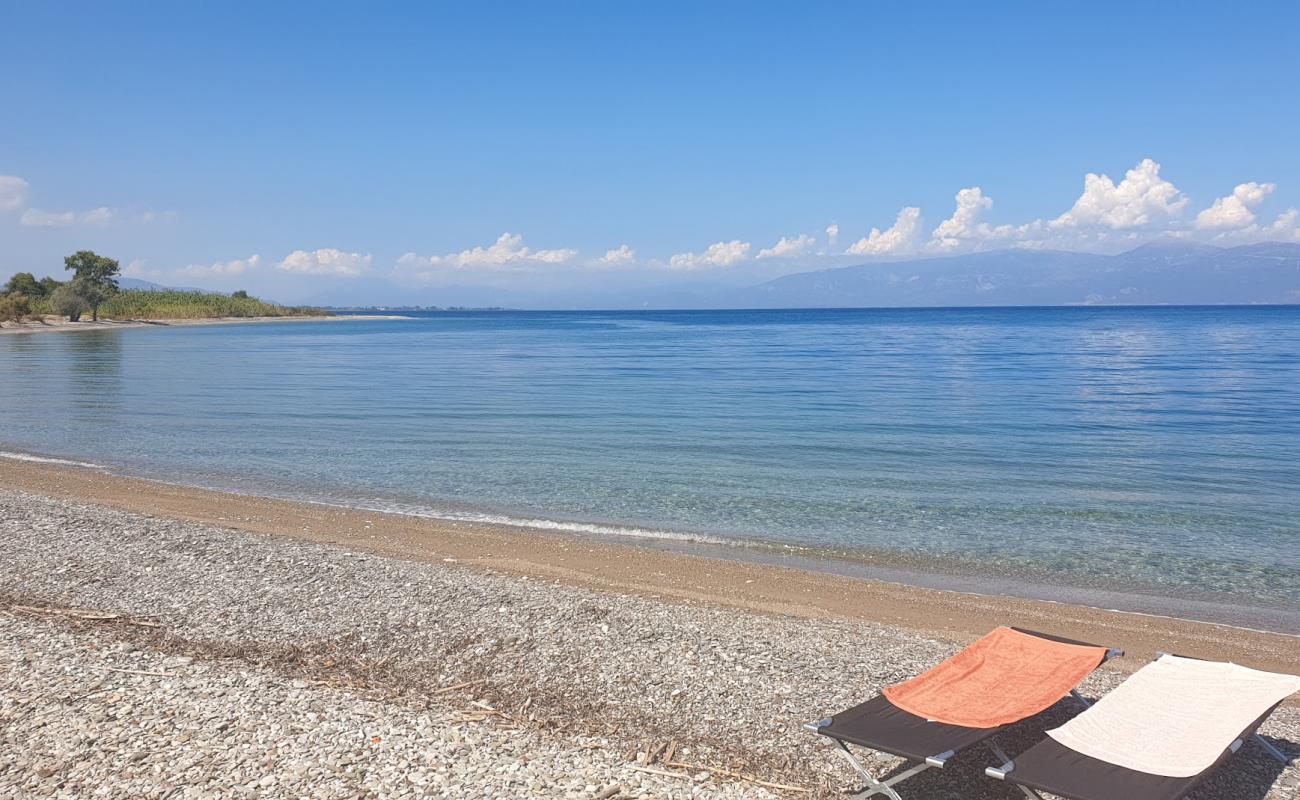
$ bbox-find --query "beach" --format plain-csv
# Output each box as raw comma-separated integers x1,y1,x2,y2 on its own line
0,315,410,335
2,461,1297,799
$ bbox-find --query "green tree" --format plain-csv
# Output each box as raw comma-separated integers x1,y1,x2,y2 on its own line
51,284,91,322
0,292,31,322
63,250,120,321
4,272,43,298
232,289,250,299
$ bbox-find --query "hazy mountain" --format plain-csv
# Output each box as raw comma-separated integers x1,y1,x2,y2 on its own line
111,241,1300,309
118,277,171,291
118,277,208,293
718,241,1300,308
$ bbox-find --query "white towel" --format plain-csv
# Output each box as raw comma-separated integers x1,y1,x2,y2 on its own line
1048,654,1300,778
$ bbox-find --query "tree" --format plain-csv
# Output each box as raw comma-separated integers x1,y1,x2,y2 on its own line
0,291,31,322
4,272,43,298
51,284,91,322
63,250,120,321
38,276,63,297
232,290,250,299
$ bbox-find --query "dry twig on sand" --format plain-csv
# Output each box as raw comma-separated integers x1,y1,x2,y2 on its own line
662,761,812,793
10,604,162,628
101,666,174,677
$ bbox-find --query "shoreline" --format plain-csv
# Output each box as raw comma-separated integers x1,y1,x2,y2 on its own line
2,463,1297,798
0,314,412,335
4,451,1294,636
2,457,1297,677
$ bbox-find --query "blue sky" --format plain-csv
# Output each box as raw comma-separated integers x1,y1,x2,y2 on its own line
2,1,1299,304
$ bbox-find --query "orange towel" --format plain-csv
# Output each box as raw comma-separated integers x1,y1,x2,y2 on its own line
882,627,1108,728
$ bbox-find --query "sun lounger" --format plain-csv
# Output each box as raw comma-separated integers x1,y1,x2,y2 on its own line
986,653,1300,800
805,626,1122,800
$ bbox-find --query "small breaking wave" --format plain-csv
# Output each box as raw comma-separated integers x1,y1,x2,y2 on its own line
304,496,737,547
0,451,104,469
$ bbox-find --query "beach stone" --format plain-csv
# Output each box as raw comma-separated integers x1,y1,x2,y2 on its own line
0,486,1296,799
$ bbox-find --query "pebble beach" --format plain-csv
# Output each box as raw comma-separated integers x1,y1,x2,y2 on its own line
2,486,1298,799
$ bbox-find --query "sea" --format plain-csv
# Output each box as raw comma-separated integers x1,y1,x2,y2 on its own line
2,306,1297,633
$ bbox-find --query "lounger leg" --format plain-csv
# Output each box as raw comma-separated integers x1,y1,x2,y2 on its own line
1069,689,1093,708
986,743,1047,800
1254,734,1294,765
832,739,925,800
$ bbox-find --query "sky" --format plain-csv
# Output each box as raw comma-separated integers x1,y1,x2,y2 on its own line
2,1,1299,306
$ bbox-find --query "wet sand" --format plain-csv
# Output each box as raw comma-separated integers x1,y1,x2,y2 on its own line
2,458,1296,680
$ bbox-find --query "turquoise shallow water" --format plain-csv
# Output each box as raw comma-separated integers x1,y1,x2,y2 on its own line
2,307,1298,630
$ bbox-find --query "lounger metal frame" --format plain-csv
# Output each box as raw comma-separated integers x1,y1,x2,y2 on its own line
802,717,1017,800
985,652,1296,799
806,642,1123,800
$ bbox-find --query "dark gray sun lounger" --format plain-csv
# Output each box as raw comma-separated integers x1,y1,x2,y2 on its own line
805,628,1122,800
986,654,1296,800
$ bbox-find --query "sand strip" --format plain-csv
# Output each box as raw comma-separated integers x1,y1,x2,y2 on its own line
2,458,1295,676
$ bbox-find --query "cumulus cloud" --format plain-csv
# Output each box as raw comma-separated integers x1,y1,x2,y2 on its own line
124,255,261,281
931,187,995,248
597,244,636,266
0,175,29,211
1265,208,1300,240
847,207,922,256
667,240,752,270
757,233,816,259
20,206,116,227
1195,182,1276,230
279,248,372,277
398,233,578,274
825,223,840,250
182,254,260,277
1050,158,1188,229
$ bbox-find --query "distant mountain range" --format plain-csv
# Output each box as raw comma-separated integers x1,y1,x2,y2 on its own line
714,241,1300,309
115,241,1300,309
118,277,207,293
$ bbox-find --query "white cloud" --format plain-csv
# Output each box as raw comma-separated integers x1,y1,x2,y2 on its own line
757,233,816,259
0,175,29,211
825,223,839,250
181,254,261,277
1050,158,1188,229
19,209,75,227
667,240,752,270
19,206,118,227
1195,182,1276,230
1265,208,1300,240
847,207,922,256
125,255,261,281
931,187,994,249
399,233,578,274
597,244,636,266
279,248,372,277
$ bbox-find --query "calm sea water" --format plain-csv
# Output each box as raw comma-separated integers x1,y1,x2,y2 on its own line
3,307,1298,630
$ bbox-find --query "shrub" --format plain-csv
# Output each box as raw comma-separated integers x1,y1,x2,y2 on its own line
0,292,32,322
50,285,92,322
96,289,329,319
3,273,44,298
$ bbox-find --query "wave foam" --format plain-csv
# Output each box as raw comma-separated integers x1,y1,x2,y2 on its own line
309,497,735,547
0,451,104,469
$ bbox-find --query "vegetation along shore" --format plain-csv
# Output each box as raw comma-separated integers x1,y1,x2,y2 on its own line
0,250,328,331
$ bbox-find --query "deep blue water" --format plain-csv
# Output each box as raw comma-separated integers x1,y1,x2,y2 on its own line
3,307,1298,629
